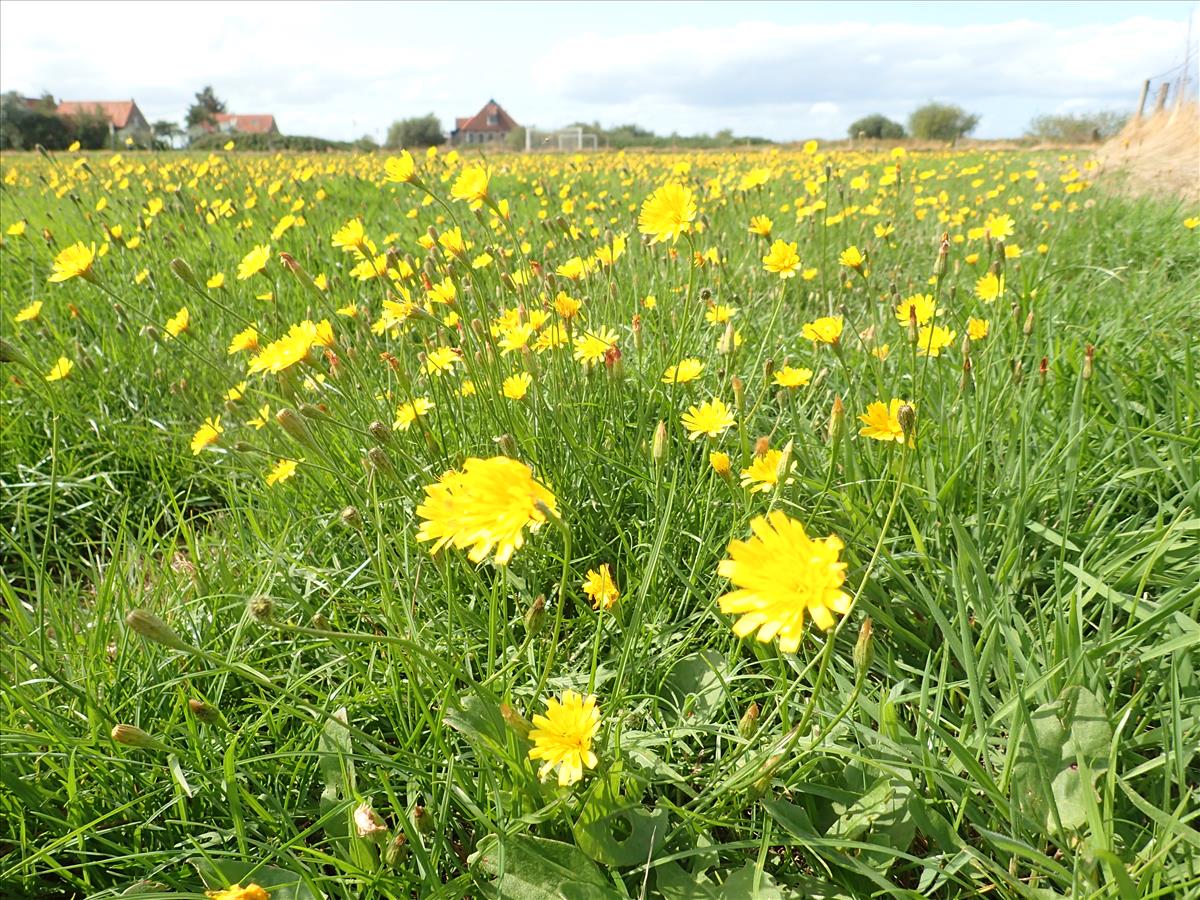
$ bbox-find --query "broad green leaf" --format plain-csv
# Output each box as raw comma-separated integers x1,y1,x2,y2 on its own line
573,767,668,866
663,650,729,722
471,833,620,899
317,706,353,808
189,857,322,900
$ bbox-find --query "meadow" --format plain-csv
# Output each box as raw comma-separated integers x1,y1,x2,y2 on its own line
1,141,1198,899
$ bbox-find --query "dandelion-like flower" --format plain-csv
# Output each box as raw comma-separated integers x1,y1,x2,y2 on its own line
662,358,704,384
895,293,938,326
801,316,843,345
527,690,601,786
384,151,416,184
917,324,956,357
502,372,532,400
14,300,42,323
739,447,794,493
762,239,801,278
717,510,851,653
49,241,97,283
416,456,557,565
681,398,736,440
967,317,990,340
451,164,490,210
205,885,269,900
975,272,1004,302
838,245,865,270
394,397,434,430
45,356,73,382
237,244,271,281
582,564,620,610
637,182,696,245
165,307,190,338
772,365,813,389
265,458,299,486
858,399,911,444
190,416,223,454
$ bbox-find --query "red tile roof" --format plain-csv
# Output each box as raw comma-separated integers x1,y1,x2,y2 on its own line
211,113,278,134
455,100,519,134
57,100,137,129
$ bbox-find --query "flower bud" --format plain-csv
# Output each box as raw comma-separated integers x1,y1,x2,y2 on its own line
651,420,667,463
111,724,171,752
340,506,364,530
275,407,317,449
828,395,845,443
1083,344,1094,380
368,420,392,446
709,451,732,480
500,701,533,738
1023,311,1035,336
299,402,328,421
753,435,770,457
933,233,949,277
169,257,200,289
731,376,744,411
738,701,760,739
1039,356,1049,385
853,617,874,676
188,699,227,729
763,357,775,381
311,612,330,631
412,804,435,836
495,433,518,457
0,338,33,370
523,595,546,637
384,832,409,867
897,403,916,438
247,595,274,623
125,609,194,652
717,321,736,356
366,446,397,481
354,802,389,843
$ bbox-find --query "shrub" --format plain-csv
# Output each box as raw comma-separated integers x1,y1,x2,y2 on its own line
385,114,444,149
847,114,906,140
1025,111,1127,144
908,102,980,142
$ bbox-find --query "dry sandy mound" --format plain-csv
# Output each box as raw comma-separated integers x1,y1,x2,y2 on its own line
1098,104,1200,203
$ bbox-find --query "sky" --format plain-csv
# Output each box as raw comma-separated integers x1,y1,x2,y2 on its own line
2,1,1197,143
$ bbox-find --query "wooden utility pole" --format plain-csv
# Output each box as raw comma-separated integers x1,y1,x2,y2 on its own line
1135,79,1151,119
1153,82,1170,113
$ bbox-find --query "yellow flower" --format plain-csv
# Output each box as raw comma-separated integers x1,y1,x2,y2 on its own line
872,343,891,361
975,272,1004,302
248,404,270,429
7,219,27,236
740,446,794,494
573,327,618,366
1185,216,1199,230
451,164,490,210
14,300,42,323
802,316,843,345
762,239,801,278
967,317,990,340
207,272,225,289
662,358,704,384
49,241,97,283
593,233,626,267
237,244,271,280
772,365,812,388
248,321,326,374
190,416,223,454
228,325,259,354
718,510,850,652
528,690,601,787
709,450,732,477
838,245,865,270
984,213,1015,240
439,226,468,258
917,324,956,357
45,356,73,382
704,304,737,325
265,458,299,486
205,884,269,900
424,346,459,375
748,214,773,237
225,381,247,402
858,399,909,444
895,293,938,326
416,456,557,565
331,218,368,253
165,307,189,338
637,182,696,244
582,564,619,610
681,397,736,440
459,379,477,397
874,222,895,239
503,371,532,400
394,397,434,430
384,150,416,184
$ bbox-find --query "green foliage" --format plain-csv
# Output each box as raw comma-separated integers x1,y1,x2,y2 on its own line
187,132,350,151
0,92,69,149
847,114,906,140
186,84,227,129
385,113,443,149
908,101,980,142
1026,110,1127,143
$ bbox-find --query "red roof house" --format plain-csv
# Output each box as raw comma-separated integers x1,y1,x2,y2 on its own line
209,113,280,135
451,99,518,146
56,99,151,139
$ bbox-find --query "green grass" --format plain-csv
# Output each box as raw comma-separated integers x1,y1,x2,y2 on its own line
1,146,1198,899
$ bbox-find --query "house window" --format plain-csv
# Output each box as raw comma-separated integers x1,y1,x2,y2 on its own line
487,114,499,126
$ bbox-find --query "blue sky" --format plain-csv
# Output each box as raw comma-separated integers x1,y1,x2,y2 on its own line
2,1,1196,142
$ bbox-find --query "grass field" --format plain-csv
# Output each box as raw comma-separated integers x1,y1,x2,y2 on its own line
1,143,1198,900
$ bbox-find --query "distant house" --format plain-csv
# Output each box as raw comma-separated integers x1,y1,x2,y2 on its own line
57,99,151,143
190,113,280,140
451,99,518,146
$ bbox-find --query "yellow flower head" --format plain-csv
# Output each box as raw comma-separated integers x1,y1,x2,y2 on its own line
762,239,801,279
165,306,189,338
528,690,601,786
582,563,620,610
717,510,851,652
637,182,696,245
967,317,990,340
802,315,844,345
984,213,1015,241
975,271,1004,302
503,371,532,400
248,320,326,374
384,150,416,184
709,450,732,476
228,325,259,355
237,244,271,280
265,458,299,486
394,397,434,430
416,456,558,565
895,293,938,327
740,446,794,494
190,416,223,454
858,399,910,444
838,245,865,270
554,292,582,319
772,365,813,389
662,358,704,384
331,217,368,253
45,356,73,382
681,397,736,440
573,327,618,366
205,884,269,900
451,164,490,209
424,346,460,375
49,241,97,283
748,214,773,237
14,300,42,324
917,324,956,357
207,272,225,289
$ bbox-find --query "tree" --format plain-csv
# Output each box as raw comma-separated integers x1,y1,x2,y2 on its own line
385,114,443,149
63,106,114,149
908,102,979,142
847,114,905,140
186,86,226,129
1025,111,1126,144
0,92,70,150
153,120,183,149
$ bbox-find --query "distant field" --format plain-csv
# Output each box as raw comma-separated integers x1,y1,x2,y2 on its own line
2,145,1198,899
